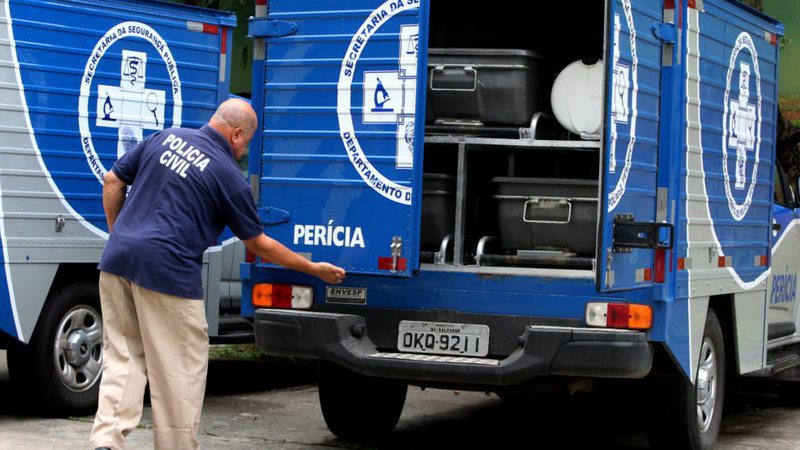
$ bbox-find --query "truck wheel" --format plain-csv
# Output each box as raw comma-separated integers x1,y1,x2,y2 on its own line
7,282,103,416
318,361,407,441
647,309,725,450
779,381,800,406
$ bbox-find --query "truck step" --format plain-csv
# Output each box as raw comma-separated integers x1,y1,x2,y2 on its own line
764,343,800,377
368,352,501,366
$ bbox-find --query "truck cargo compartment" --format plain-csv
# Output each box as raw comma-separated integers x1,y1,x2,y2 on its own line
418,0,604,272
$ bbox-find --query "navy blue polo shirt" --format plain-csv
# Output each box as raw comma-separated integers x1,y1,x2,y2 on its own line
99,125,263,299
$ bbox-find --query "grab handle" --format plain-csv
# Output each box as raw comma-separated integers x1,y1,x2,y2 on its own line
430,65,478,92
523,198,572,224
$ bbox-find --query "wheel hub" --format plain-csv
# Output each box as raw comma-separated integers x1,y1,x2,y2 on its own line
696,336,717,433
65,330,92,366
54,305,103,392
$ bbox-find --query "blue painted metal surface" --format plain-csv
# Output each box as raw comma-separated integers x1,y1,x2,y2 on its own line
772,204,797,245
597,0,663,292
8,0,235,234
255,0,425,277
242,266,657,321
669,0,782,378
0,0,235,341
696,0,778,285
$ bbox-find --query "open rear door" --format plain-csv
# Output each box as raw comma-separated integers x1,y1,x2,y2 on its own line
597,0,665,292
250,0,429,277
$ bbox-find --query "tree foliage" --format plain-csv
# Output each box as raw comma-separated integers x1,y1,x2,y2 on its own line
739,0,764,11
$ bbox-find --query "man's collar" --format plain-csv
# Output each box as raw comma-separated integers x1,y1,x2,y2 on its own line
200,124,234,157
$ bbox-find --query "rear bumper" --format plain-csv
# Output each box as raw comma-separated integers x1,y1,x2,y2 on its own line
254,309,653,385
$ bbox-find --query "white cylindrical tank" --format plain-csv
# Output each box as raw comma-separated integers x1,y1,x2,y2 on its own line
550,59,604,138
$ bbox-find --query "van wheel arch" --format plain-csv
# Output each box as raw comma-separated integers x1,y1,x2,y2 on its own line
647,308,726,450
7,276,102,416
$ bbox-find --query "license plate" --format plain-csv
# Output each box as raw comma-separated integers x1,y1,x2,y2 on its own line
397,321,490,357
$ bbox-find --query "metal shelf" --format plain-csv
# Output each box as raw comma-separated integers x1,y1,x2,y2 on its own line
421,113,601,267
424,135,601,150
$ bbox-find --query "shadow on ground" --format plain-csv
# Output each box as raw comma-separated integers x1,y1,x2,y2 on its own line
205,357,317,395
0,356,317,417
324,379,800,450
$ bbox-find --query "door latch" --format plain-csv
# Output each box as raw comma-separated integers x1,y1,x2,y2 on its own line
613,214,674,253
55,215,66,233
257,207,290,226
651,22,676,43
248,18,298,38
390,236,402,272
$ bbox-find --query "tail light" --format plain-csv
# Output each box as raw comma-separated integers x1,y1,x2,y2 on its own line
252,283,313,310
585,302,653,330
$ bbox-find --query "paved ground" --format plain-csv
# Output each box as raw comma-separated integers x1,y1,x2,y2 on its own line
1,349,799,449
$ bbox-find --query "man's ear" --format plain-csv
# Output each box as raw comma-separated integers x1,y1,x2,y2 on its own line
232,126,246,144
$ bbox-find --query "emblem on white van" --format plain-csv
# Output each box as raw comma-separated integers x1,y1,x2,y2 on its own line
722,32,762,221
78,22,183,183
337,0,420,205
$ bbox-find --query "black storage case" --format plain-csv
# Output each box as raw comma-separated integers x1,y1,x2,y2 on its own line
426,48,551,127
493,177,598,255
421,173,456,249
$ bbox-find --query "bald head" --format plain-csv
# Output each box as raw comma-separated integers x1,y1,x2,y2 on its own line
210,98,257,135
208,99,257,160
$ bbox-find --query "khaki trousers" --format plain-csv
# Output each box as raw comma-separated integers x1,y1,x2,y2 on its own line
90,272,209,450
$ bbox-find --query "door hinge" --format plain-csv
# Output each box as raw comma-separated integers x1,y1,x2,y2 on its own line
613,214,674,253
258,207,290,226
248,18,298,38
651,22,676,43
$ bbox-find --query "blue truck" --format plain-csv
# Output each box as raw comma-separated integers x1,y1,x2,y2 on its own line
0,0,248,415
243,0,800,447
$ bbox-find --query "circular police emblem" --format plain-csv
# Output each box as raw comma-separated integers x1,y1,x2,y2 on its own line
78,21,183,184
608,0,639,212
337,0,420,205
721,32,762,221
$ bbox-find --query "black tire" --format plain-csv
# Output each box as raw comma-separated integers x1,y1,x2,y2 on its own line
647,309,725,450
318,361,408,442
7,282,102,416
779,381,800,406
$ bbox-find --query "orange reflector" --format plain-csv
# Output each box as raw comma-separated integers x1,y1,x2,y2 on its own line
677,257,685,270
252,283,274,308
760,255,768,266
718,256,727,268
628,304,653,330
